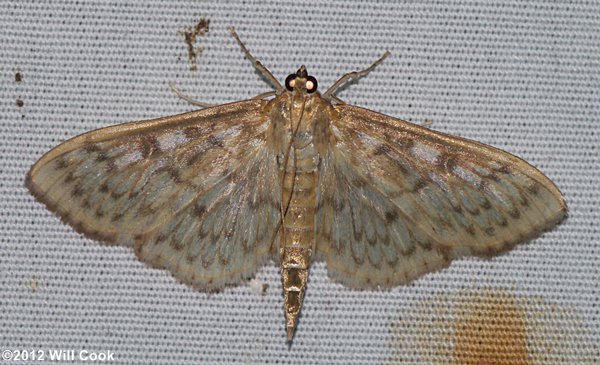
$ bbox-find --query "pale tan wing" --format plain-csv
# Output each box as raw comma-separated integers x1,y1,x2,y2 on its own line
316,105,567,288
27,100,281,290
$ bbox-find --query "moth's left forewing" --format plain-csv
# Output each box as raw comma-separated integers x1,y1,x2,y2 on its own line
316,103,566,288
27,99,284,290
340,104,566,249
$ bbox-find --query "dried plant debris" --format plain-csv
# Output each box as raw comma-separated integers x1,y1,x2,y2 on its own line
181,18,210,72
15,69,24,107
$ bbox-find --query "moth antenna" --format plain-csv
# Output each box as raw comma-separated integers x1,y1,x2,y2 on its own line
323,51,390,99
229,27,284,91
168,83,214,108
170,83,276,107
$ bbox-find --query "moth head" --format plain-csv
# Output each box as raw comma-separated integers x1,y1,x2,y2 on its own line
285,65,318,94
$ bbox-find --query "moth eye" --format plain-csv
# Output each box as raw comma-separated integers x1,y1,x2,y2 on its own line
285,74,296,91
306,76,318,93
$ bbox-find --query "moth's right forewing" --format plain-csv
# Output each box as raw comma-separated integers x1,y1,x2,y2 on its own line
316,104,566,288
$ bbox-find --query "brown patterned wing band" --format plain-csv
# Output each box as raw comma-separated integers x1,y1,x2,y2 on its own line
27,99,281,290
316,105,567,288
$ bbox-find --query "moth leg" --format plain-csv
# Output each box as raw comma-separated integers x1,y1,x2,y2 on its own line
168,83,214,108
328,95,345,105
323,51,391,99
228,27,283,91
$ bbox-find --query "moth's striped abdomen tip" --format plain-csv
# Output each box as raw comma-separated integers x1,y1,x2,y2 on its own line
286,326,296,342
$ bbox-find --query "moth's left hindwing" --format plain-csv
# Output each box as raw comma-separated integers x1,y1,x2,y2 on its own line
316,104,567,288
27,100,281,289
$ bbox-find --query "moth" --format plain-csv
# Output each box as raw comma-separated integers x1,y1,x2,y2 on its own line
26,27,567,340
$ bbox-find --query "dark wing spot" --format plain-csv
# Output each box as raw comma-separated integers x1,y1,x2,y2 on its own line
84,143,100,153
137,204,156,218
167,168,182,183
374,143,392,156
194,204,207,218
497,165,512,174
527,182,540,195
386,252,399,268
184,126,201,139
333,237,344,254
417,239,433,251
481,198,492,210
111,191,125,200
185,253,197,264
207,135,225,148
435,246,453,262
55,158,69,169
452,203,463,214
64,172,76,184
140,136,160,158
350,205,362,241
402,138,415,151
412,179,427,192
476,180,488,190
465,225,476,236
218,251,230,266
198,226,209,239
440,155,457,171
95,153,108,162
72,184,84,197
187,149,205,166
509,208,521,219
111,212,124,222
385,210,398,223
351,178,367,188
221,167,233,178
487,173,500,182
105,160,117,172
169,239,184,251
